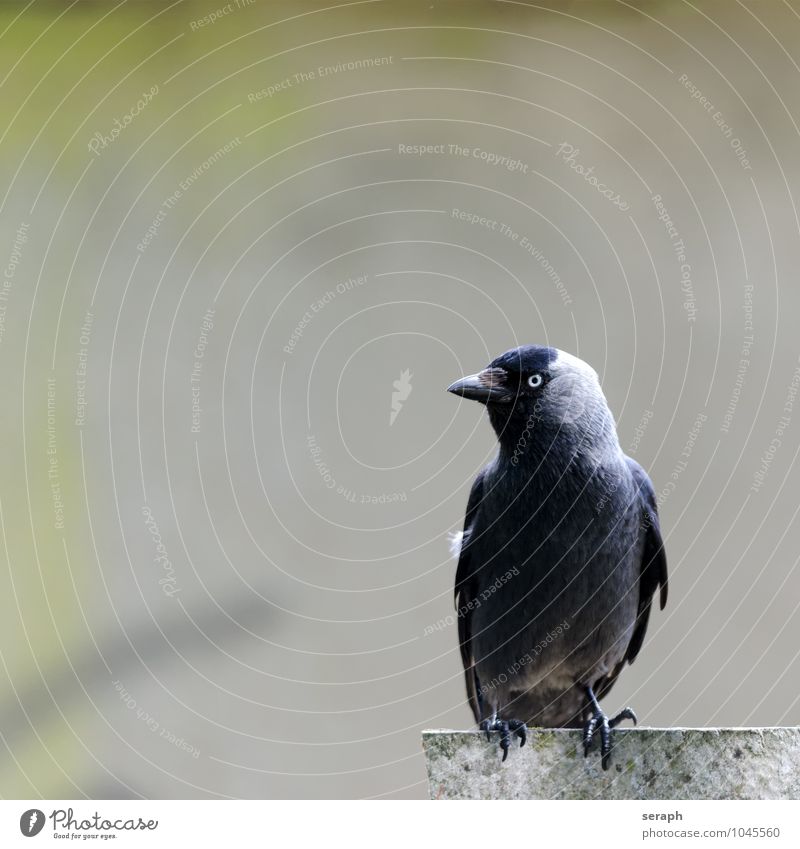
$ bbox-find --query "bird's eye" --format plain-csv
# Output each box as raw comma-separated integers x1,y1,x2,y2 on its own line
528,373,544,389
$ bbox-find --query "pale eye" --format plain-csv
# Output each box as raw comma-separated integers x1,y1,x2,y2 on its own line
528,373,544,389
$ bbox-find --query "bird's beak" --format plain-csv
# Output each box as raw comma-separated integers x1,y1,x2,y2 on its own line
447,369,512,404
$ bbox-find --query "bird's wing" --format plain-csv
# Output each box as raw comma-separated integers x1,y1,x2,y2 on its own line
624,456,669,661
597,457,668,701
454,469,486,723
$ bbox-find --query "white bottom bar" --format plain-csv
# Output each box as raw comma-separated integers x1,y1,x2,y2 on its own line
2,800,799,847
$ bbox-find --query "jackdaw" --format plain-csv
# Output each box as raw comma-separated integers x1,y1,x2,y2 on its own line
447,345,667,769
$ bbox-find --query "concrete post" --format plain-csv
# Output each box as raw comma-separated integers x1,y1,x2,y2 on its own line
422,728,800,799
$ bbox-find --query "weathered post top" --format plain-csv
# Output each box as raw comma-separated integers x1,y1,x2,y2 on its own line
423,728,800,800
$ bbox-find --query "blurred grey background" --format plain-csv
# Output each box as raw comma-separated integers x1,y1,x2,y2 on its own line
1,0,800,799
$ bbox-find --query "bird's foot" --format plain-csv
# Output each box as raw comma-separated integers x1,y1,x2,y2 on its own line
583,705,637,770
479,718,527,762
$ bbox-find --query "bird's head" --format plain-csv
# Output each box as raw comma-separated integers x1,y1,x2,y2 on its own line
447,345,619,459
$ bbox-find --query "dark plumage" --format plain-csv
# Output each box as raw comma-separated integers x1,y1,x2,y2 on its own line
447,345,668,768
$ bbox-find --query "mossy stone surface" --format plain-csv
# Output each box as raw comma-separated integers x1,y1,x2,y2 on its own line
422,728,800,799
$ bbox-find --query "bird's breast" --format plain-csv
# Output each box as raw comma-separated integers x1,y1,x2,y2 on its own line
467,458,640,660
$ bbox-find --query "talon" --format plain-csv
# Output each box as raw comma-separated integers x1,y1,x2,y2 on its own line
582,686,636,770
509,720,527,748
610,707,637,728
481,717,528,762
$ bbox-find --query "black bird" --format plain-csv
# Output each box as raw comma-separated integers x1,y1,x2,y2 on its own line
447,345,668,769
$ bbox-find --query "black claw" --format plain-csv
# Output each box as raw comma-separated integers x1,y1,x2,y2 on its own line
583,687,637,771
600,719,612,770
480,718,528,762
509,719,527,748
610,707,637,728
500,725,511,761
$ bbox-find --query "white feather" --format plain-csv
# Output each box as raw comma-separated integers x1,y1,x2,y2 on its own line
448,530,465,559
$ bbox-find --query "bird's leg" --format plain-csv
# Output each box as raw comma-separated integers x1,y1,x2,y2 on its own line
582,686,637,770
479,714,527,762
